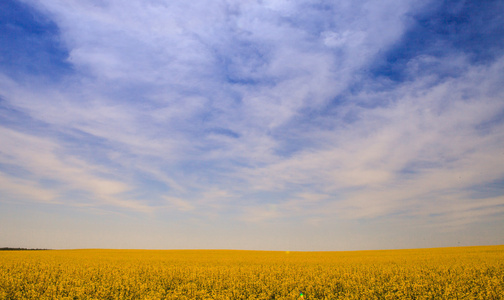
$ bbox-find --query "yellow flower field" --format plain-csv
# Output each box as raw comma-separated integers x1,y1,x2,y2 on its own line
0,245,503,299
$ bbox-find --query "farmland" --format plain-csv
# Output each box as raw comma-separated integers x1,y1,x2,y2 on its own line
0,245,503,299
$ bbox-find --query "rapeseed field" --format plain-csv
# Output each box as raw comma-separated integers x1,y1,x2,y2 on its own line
0,245,503,299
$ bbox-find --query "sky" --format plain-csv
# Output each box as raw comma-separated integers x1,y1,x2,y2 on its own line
0,0,503,251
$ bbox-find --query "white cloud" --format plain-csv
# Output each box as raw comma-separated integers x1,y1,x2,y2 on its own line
0,172,57,203
0,126,154,212
2,0,502,240
237,57,504,225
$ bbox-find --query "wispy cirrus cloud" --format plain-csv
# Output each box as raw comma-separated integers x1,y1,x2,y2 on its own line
1,0,503,250
239,57,504,221
0,125,154,212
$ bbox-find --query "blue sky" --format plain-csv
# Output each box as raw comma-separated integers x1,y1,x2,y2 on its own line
0,0,503,250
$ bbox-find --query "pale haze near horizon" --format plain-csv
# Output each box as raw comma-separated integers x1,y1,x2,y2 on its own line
0,0,503,251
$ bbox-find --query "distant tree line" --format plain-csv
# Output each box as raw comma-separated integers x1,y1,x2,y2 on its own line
0,247,50,251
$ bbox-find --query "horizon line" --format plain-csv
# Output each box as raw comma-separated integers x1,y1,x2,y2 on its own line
3,244,502,253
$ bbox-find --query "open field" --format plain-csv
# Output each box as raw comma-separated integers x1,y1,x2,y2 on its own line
0,245,503,299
